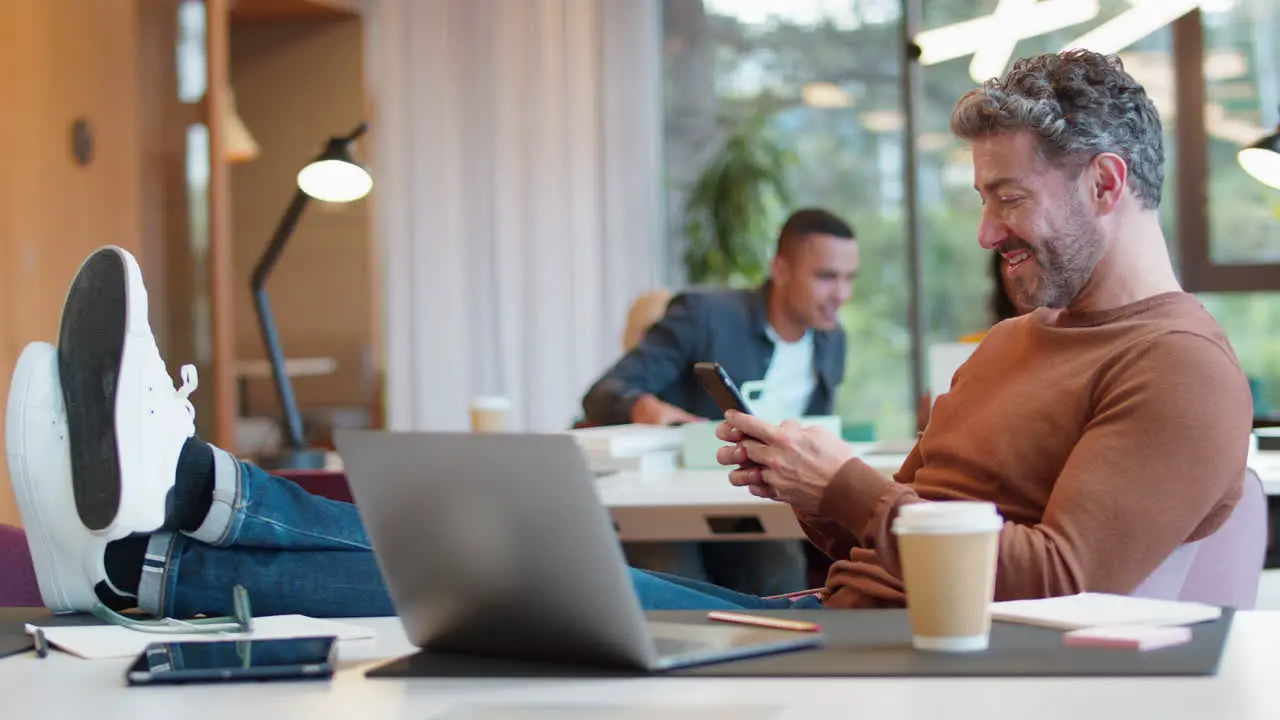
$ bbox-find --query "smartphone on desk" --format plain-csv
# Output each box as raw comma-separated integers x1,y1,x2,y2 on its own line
125,636,337,686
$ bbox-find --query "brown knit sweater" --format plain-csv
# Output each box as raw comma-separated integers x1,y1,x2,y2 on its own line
802,292,1252,609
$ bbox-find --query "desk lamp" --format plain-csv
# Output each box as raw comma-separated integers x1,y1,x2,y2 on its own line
1238,107,1280,190
251,122,372,469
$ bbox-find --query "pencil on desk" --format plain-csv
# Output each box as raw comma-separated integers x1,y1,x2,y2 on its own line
707,611,822,633
762,587,826,600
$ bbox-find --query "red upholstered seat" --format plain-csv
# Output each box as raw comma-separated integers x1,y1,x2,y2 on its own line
0,523,42,607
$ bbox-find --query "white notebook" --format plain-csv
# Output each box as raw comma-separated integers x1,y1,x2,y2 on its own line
990,593,1222,630
26,614,374,660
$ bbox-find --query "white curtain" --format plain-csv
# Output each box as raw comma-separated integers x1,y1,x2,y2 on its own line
363,0,665,432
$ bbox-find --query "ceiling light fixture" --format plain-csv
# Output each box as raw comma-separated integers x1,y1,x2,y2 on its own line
1238,110,1280,190
1061,0,1204,55
915,0,1099,82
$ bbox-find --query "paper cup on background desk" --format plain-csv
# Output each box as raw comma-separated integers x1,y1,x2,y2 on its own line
892,501,1002,652
470,396,512,433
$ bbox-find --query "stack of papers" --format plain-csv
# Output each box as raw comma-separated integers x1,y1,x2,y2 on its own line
567,424,684,472
26,614,375,660
568,424,683,456
990,593,1222,631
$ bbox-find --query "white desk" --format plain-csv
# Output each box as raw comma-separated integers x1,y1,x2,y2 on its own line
598,449,1280,543
2,614,1279,718
1249,451,1280,496
597,450,905,542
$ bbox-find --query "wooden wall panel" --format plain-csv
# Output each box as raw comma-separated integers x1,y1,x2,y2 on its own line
230,0,354,24
0,0,144,527
207,0,240,453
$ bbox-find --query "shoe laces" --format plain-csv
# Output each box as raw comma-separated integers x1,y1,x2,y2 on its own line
176,364,199,421
141,334,198,424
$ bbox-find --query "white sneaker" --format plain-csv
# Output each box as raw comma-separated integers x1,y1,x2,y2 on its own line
57,246,198,539
5,342,110,612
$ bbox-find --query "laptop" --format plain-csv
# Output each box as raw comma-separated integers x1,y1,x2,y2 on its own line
333,430,823,672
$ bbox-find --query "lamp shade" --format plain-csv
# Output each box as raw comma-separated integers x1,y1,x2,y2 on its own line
1238,128,1280,191
297,158,372,202
222,86,260,164
296,125,373,203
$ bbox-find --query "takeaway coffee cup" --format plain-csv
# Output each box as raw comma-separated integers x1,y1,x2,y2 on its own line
892,501,1003,652
470,396,512,433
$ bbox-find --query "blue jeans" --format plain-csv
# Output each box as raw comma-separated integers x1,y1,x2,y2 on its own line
623,540,808,597
136,446,825,618
631,570,823,611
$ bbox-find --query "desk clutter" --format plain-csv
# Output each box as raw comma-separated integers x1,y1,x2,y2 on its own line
567,424,684,474
368,605,1232,679
0,596,1234,681
17,614,373,660
566,419,844,473
990,592,1222,630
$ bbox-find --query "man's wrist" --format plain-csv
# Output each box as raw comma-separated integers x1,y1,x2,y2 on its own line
818,458,899,536
624,391,654,423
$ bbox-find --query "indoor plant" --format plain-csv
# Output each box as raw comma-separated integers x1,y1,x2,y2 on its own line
681,111,796,286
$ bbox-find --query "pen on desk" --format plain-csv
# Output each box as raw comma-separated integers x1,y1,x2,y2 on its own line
33,628,49,658
762,587,826,600
707,611,822,633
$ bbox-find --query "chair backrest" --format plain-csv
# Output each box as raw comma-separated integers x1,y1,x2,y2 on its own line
0,524,42,607
1179,468,1268,608
621,289,673,352
1131,468,1267,609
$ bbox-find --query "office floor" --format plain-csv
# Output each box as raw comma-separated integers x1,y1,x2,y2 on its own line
1258,570,1280,609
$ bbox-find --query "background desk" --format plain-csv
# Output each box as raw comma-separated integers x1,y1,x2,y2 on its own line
2,613,1279,718
597,448,905,542
299,446,1280,543
599,449,1280,543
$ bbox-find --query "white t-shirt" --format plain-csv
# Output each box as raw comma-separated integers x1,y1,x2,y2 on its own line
753,325,817,420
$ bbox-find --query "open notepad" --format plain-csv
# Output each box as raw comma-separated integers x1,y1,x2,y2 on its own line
990,593,1222,631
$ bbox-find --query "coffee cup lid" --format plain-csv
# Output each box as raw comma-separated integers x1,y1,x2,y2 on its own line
891,501,1003,535
471,396,512,411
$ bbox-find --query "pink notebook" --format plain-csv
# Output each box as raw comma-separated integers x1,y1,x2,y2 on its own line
1062,625,1193,651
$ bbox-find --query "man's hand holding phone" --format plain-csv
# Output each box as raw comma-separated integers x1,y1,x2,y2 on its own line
714,417,776,498
715,412,856,515
693,362,765,472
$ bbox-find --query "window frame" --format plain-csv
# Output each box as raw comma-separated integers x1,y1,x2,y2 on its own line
1173,9,1280,292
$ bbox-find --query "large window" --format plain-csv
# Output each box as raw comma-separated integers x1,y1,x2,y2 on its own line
662,0,1280,439
664,0,913,438
1202,0,1279,266
1196,0,1280,416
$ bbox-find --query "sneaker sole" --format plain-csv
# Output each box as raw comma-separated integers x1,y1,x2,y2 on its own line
58,249,128,532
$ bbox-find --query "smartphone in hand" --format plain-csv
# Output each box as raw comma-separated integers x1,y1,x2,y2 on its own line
693,362,762,470
693,362,753,415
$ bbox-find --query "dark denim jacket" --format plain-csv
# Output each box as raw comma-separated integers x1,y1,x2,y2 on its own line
582,284,846,425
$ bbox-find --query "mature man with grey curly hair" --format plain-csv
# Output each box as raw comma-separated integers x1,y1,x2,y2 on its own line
949,49,1171,312
629,49,1257,610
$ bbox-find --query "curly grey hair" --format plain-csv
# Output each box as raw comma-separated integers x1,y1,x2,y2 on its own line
950,50,1165,209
